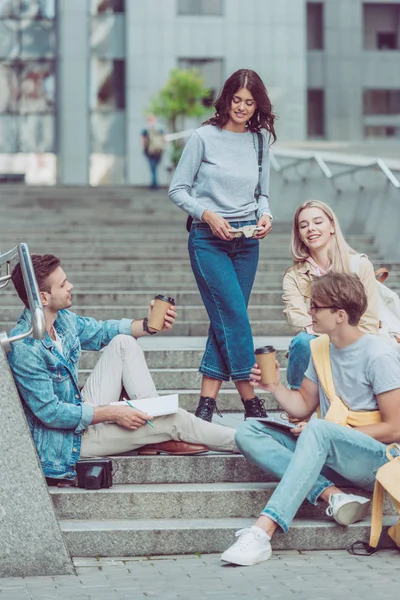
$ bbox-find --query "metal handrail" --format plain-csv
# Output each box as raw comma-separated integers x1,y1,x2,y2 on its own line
0,243,45,353
167,128,400,189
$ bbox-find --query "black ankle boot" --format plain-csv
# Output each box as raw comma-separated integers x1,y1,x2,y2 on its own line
243,396,267,420
195,396,222,422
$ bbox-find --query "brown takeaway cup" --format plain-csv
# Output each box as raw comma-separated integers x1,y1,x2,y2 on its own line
255,346,276,385
148,295,176,331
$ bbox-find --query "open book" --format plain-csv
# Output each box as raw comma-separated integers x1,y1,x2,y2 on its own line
111,393,179,417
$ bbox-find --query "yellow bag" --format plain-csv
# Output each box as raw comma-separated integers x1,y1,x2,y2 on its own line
310,335,381,427
369,444,400,550
310,335,400,552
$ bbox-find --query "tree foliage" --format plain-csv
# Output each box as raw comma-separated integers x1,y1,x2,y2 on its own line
149,68,210,166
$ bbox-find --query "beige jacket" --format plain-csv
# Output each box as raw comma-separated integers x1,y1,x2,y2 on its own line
282,254,379,335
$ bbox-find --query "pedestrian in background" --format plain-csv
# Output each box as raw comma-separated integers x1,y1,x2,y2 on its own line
141,114,165,189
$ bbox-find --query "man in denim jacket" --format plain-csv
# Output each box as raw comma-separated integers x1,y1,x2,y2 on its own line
8,254,237,484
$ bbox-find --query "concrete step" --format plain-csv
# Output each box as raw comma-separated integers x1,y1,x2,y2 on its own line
50,482,396,521
146,390,280,412
59,517,396,556
1,320,294,337
0,304,287,322
78,348,289,370
77,367,289,390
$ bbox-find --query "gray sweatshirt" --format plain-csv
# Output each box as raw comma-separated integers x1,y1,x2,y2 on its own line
168,124,272,222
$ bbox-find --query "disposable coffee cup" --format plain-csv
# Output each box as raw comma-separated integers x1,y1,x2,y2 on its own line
148,294,176,331
255,346,276,385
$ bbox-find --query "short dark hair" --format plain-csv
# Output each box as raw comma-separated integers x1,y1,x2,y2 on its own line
203,69,277,143
11,254,60,308
311,272,368,326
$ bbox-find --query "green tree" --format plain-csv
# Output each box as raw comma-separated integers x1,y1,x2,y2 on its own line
148,68,211,167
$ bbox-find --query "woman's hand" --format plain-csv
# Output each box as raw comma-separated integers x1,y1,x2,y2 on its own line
202,210,234,241
255,215,272,239
250,361,281,392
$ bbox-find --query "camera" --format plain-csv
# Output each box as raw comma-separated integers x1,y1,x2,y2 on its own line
76,458,113,490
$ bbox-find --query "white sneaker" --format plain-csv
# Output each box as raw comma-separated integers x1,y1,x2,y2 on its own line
326,493,370,526
221,526,272,566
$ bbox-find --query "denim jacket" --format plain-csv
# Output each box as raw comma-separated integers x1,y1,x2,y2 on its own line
8,308,133,480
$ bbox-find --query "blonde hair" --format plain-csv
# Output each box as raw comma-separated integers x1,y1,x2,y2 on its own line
291,200,355,272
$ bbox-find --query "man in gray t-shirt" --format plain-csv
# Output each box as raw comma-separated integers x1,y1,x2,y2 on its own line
222,272,400,567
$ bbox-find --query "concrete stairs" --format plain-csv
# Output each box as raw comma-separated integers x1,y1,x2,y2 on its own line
0,186,397,556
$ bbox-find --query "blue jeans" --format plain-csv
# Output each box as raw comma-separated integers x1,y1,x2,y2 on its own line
235,418,388,533
286,332,316,390
146,154,161,188
188,221,259,381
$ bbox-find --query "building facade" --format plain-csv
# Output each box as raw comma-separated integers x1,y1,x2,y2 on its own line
0,0,398,185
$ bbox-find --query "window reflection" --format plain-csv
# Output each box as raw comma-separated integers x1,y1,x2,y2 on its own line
21,19,55,58
90,58,125,110
0,63,18,112
91,0,125,15
91,14,125,59
19,62,55,113
0,20,20,58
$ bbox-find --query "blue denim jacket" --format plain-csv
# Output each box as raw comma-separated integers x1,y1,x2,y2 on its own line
8,308,133,480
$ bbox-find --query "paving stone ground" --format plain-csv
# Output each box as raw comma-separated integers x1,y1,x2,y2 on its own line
1,550,399,599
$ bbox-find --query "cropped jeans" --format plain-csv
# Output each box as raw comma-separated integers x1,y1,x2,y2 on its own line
188,221,259,381
286,331,317,390
236,418,388,533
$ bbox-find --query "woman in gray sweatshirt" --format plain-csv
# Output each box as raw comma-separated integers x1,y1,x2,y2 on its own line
169,69,276,422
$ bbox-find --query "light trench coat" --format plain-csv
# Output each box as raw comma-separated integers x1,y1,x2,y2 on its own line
282,254,379,335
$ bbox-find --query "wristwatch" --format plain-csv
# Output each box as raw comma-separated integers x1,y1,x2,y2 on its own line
143,317,157,335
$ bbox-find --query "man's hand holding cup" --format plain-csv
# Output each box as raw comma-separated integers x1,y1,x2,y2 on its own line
147,295,177,332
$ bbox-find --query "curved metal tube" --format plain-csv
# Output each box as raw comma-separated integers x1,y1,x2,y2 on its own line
0,243,45,352
17,243,46,339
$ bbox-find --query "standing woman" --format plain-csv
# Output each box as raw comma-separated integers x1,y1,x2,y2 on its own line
284,200,379,391
169,69,276,421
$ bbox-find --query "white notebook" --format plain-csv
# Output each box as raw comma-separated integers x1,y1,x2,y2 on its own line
111,394,179,417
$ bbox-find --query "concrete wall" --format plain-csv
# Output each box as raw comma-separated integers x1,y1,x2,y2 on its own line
126,0,307,185
307,0,400,141
0,345,73,577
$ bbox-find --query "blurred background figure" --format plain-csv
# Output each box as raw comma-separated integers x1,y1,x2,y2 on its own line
141,114,165,190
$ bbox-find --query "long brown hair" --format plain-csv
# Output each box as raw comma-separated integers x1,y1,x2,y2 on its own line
203,69,277,143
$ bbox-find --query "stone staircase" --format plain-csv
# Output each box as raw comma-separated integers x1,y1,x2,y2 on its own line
0,185,397,556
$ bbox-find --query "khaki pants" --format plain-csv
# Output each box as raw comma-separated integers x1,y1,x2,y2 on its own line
80,335,237,457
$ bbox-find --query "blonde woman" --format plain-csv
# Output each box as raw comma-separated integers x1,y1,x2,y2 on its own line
283,200,379,390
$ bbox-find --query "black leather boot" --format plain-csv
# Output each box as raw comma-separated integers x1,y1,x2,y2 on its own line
194,396,222,422
242,396,267,420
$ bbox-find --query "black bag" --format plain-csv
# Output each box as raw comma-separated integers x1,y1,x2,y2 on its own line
186,131,263,233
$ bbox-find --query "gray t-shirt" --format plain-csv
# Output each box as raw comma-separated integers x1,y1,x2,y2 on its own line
305,334,400,417
168,124,272,222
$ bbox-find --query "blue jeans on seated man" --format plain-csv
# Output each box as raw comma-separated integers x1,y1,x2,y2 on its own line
235,418,388,533
286,331,317,390
188,221,259,381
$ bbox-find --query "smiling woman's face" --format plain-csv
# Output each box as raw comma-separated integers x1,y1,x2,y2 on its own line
297,206,334,252
226,87,257,130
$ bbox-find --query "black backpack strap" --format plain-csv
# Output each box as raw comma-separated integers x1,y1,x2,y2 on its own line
254,131,263,200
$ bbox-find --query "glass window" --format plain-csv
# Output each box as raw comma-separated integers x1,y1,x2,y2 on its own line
178,57,222,104
363,90,400,115
0,114,18,151
90,58,125,110
91,111,126,155
307,89,325,137
307,2,324,50
0,20,20,58
0,0,56,176
178,0,223,16
363,3,400,50
365,126,400,138
90,13,125,59
91,0,125,15
20,19,55,58
19,113,54,152
0,0,20,19
0,63,19,112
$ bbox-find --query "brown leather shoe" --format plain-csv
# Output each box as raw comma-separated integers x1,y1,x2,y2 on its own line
138,440,209,455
